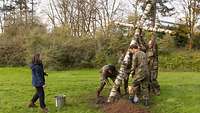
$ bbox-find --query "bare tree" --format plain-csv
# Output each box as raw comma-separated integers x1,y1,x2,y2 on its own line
46,0,99,37
96,0,122,30
181,0,200,49
45,0,56,28
0,0,38,32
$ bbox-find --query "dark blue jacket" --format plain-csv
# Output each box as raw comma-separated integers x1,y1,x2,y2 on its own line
30,64,45,87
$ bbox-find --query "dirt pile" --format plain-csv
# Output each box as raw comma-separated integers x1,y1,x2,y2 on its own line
103,99,150,113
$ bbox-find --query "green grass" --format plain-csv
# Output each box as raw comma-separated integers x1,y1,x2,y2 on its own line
151,72,200,113
0,68,200,113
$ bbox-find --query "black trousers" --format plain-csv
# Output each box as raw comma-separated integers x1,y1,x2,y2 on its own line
31,86,46,108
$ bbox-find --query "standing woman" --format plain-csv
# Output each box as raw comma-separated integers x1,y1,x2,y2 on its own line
28,53,48,113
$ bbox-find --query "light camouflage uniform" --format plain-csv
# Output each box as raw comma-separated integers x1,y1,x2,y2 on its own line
147,43,160,95
131,50,149,101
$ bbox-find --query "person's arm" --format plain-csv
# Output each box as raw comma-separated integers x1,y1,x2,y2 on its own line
41,65,46,83
41,64,48,76
97,81,106,97
131,54,137,77
96,73,107,97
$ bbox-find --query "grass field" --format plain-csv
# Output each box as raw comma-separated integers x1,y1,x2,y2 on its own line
0,67,200,113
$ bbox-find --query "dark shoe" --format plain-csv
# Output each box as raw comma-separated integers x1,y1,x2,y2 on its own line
42,108,48,113
28,102,37,108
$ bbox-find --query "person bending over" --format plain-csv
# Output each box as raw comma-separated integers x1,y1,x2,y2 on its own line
96,64,120,97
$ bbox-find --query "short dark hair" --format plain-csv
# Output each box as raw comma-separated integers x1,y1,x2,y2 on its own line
32,53,42,64
129,44,138,49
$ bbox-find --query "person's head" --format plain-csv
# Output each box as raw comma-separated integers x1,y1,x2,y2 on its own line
129,44,139,53
32,53,42,64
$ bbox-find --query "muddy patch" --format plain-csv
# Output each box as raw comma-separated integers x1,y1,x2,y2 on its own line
91,96,150,113
103,99,150,113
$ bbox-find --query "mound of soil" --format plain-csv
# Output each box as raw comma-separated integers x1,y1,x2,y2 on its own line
103,99,150,113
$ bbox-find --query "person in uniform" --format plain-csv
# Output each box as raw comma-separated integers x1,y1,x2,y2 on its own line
129,44,150,106
96,64,120,97
147,39,160,95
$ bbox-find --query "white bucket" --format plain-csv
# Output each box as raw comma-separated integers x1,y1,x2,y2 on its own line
55,95,66,109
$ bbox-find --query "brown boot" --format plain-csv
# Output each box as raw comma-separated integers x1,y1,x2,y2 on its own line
42,108,48,113
28,102,37,108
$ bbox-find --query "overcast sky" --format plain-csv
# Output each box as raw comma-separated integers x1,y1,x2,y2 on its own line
24,0,188,29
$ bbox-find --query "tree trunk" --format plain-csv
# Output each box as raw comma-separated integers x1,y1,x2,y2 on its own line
107,0,156,102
